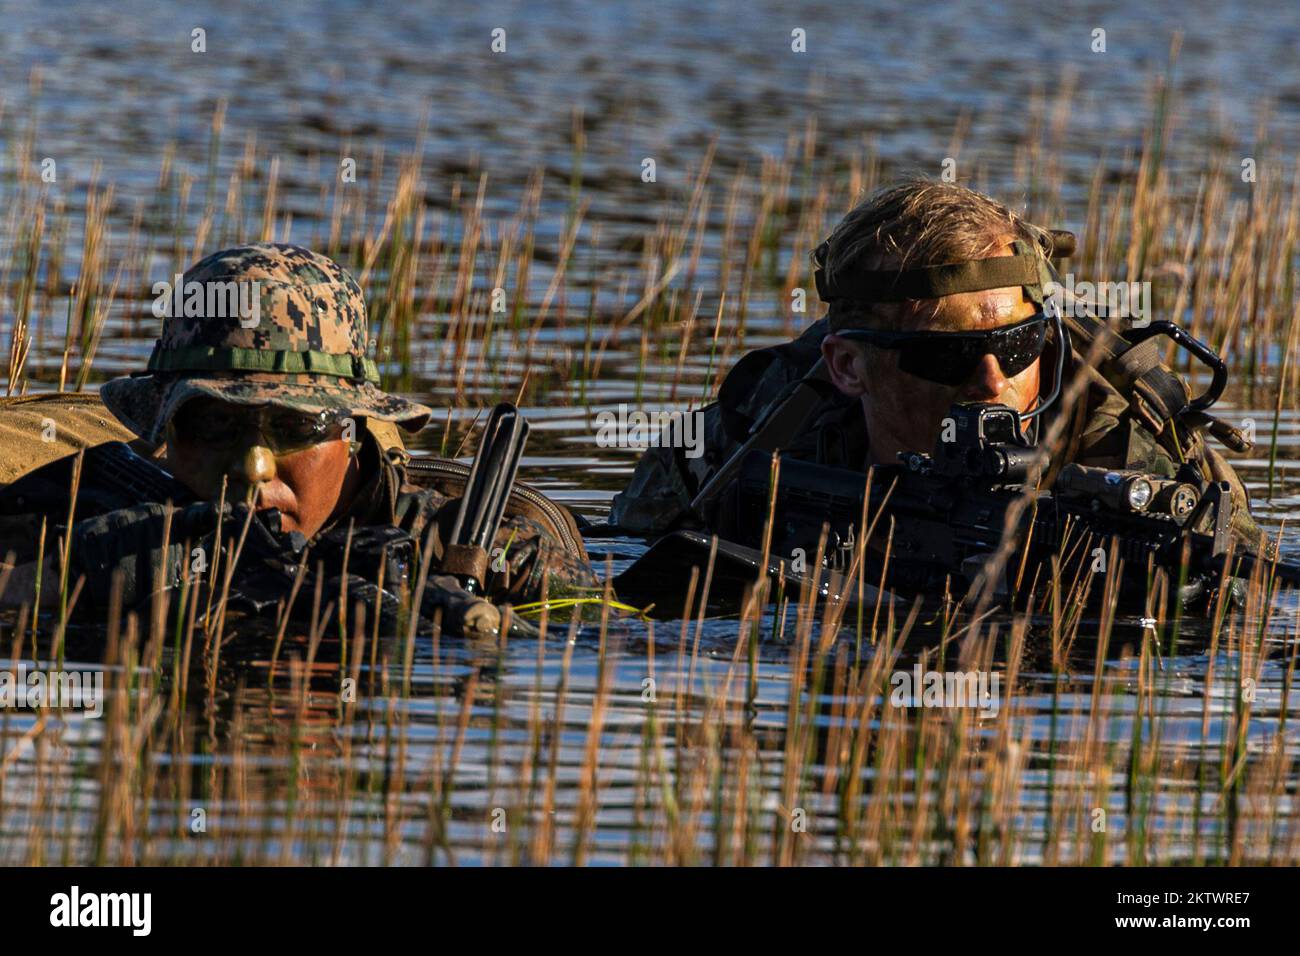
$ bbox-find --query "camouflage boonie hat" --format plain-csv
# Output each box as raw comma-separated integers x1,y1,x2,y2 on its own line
101,243,432,446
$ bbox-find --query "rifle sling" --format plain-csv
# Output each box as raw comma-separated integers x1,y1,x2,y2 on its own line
690,359,834,516
1064,311,1190,436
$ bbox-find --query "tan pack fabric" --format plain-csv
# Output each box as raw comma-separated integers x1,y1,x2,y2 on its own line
0,393,138,485
364,418,408,456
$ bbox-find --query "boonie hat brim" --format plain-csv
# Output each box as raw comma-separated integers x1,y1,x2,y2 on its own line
100,371,433,447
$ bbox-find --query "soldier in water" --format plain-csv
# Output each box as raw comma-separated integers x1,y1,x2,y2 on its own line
0,243,598,636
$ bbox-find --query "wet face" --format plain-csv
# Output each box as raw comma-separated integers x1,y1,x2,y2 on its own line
163,397,363,537
822,266,1041,467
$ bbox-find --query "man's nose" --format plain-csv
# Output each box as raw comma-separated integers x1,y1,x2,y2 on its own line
960,353,1011,402
228,444,277,502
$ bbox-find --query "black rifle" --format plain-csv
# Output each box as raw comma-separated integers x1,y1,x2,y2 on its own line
442,402,530,594
617,402,1300,613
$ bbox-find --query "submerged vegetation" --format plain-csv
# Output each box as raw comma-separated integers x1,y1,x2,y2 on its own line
2,60,1299,865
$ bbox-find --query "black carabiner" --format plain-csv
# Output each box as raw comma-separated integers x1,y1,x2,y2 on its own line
1122,320,1227,412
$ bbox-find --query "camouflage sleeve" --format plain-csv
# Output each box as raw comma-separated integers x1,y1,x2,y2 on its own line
483,513,601,604
608,327,832,535
607,444,694,534
608,401,732,534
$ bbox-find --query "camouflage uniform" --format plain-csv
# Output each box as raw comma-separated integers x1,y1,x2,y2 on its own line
4,243,596,607
610,316,1264,547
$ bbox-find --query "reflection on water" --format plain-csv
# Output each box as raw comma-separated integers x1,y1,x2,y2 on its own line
3,0,1300,864
4,600,1299,865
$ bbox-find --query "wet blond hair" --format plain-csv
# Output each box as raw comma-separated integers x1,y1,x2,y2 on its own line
820,179,1050,331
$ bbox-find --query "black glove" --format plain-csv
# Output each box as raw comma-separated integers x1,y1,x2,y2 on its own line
288,526,536,639
209,507,310,611
1179,574,1249,613
312,524,414,590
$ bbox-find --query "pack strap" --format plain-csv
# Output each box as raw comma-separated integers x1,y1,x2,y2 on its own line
690,359,836,519
1063,311,1190,435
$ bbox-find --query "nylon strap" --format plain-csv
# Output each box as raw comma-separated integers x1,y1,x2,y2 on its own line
1063,311,1190,432
689,358,836,519
815,236,1056,307
1044,257,1191,436
147,345,380,383
815,250,1042,303
814,231,1075,306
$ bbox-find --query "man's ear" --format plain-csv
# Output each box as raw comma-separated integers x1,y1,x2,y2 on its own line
821,334,870,398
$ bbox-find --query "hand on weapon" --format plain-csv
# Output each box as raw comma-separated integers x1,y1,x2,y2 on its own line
246,522,538,640
416,572,539,640
69,499,234,608
619,400,1300,614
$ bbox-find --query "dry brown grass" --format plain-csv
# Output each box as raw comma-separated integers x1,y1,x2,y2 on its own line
1,69,1298,866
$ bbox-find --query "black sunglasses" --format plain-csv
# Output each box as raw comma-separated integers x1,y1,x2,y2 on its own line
173,402,350,454
836,313,1049,387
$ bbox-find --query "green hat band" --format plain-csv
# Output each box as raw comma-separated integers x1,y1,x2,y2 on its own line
147,344,380,383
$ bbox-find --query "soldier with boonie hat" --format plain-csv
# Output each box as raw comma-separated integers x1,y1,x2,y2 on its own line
1,243,596,630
